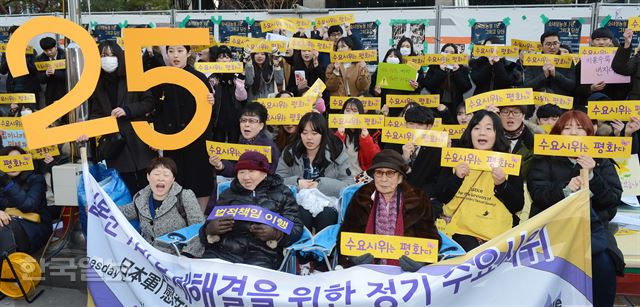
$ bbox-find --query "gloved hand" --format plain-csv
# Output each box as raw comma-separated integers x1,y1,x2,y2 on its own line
205,216,234,235
0,171,11,188
348,253,374,266
399,255,426,273
250,224,281,242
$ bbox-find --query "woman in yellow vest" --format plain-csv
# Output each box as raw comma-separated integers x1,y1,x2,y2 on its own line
436,110,524,251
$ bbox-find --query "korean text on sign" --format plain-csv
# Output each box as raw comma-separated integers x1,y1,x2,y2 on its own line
511,39,542,52
405,54,469,66
0,93,36,104
436,124,467,140
0,117,23,130
340,232,439,263
266,109,306,126
532,91,573,110
194,62,244,74
534,134,632,159
330,50,378,63
258,96,315,110
472,45,519,58
384,117,406,128
381,127,449,148
440,147,522,176
205,141,272,163
30,145,60,159
0,154,34,172
303,79,326,99
314,14,355,27
330,96,381,111
587,100,640,121
328,114,385,129
34,59,66,71
386,94,440,108
260,18,298,33
522,54,572,69
465,88,534,113
288,37,334,53
208,204,293,235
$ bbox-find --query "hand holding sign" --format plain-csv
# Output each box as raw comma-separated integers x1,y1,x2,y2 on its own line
207,216,234,235
624,28,633,48
576,154,596,171
250,224,281,242
626,117,640,137
455,163,470,179
491,167,506,185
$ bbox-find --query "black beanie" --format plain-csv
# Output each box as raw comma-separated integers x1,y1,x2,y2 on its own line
404,105,434,125
591,28,614,41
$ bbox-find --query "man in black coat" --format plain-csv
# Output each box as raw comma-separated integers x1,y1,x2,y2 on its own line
523,30,576,97
0,26,41,110
36,37,67,109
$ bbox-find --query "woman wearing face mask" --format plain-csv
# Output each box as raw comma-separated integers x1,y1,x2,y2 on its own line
326,37,371,99
527,111,623,307
421,44,472,121
245,52,285,102
286,44,325,97
276,112,355,232
370,48,420,117
208,45,247,144
335,98,381,177
80,40,156,194
152,45,215,212
436,110,524,252
397,37,417,57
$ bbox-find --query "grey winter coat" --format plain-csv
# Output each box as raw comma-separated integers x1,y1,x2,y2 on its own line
245,63,284,102
276,144,355,198
119,182,204,254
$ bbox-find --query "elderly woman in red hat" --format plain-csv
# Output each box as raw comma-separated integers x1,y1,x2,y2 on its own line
200,151,303,269
338,149,441,272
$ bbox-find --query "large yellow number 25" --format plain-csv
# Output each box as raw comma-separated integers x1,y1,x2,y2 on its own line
7,17,119,149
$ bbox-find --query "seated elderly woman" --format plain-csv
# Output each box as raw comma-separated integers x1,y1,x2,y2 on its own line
119,157,204,254
200,151,303,270
339,149,441,272
0,146,52,255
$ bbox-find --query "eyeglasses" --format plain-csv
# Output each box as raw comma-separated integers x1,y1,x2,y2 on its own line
239,118,261,124
499,110,523,117
543,42,560,47
374,169,398,178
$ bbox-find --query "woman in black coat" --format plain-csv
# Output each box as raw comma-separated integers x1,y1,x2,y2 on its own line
285,42,325,97
85,40,157,195
469,37,513,95
421,44,472,120
200,152,302,270
0,146,51,255
152,45,215,211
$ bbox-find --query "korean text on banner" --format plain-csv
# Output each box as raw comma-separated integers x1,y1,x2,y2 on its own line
376,63,417,91
386,94,439,108
1,129,27,148
0,117,23,130
303,79,326,98
522,54,572,69
465,88,534,113
472,45,519,58
205,141,272,163
288,37,334,53
630,17,640,31
587,100,640,121
194,62,244,74
330,96,381,111
34,59,66,71
208,205,293,235
328,114,384,129
381,127,449,148
314,14,355,27
0,154,34,173
384,117,406,128
533,92,574,109
533,134,632,159
340,232,438,263
258,96,315,110
260,19,297,33
330,50,377,63
511,39,542,52
437,124,467,140
440,147,522,176
0,93,36,104
405,54,469,66
29,145,60,159
615,154,640,197
266,109,305,125
579,47,630,84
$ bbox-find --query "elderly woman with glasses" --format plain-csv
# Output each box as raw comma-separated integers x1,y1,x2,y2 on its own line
338,149,441,272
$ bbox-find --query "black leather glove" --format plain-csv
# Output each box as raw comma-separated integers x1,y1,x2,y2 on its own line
348,253,374,266
399,255,426,273
205,216,234,235
0,171,11,188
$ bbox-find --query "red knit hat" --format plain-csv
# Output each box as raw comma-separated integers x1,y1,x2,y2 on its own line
235,151,270,174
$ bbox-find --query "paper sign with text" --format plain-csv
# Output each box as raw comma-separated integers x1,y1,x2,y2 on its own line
405,54,469,66
441,147,522,176
510,39,542,52
386,94,439,108
0,117,22,130
1,129,27,148
29,145,60,159
191,35,218,53
329,114,384,129
34,59,66,71
0,44,34,54
382,127,449,148
534,134,632,159
540,124,553,134
522,54,572,69
329,96,381,111
437,124,467,140
208,205,293,235
258,96,315,110
580,52,630,84
340,232,438,263
194,62,244,74
615,154,640,196
288,37,334,53
472,45,519,58
250,40,287,53
465,88,534,113
376,63,418,91
0,154,34,173
266,109,306,125
260,19,298,33
315,14,355,27
330,50,377,63
0,93,36,104
630,17,640,31
384,117,406,128
587,100,640,121
205,141,272,163
285,18,313,30
302,79,326,99
227,35,250,48
533,92,574,109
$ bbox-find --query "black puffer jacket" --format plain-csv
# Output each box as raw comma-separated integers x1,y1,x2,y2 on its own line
199,174,303,269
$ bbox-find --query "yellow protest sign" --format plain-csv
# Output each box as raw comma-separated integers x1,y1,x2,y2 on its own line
630,17,640,31
533,91,574,110
266,109,306,125
257,96,315,110
386,94,440,108
540,124,553,134
511,39,542,52
250,39,287,53
29,145,60,159
329,96,381,111
194,62,244,74
34,59,66,71
285,18,313,30
570,54,581,65
260,18,298,33
288,37,334,53
0,117,22,130
578,46,617,56
533,134,632,159
340,232,438,263
0,44,34,54
205,141,272,163
328,114,384,129
0,154,34,172
192,35,218,53
437,124,467,140
465,88,534,113
302,79,326,98
384,117,406,128
0,93,36,104
381,127,449,148
330,50,377,63
314,14,355,27
587,100,640,121
227,36,250,48
472,45,519,58
441,147,522,176
522,54,572,68
405,54,469,66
